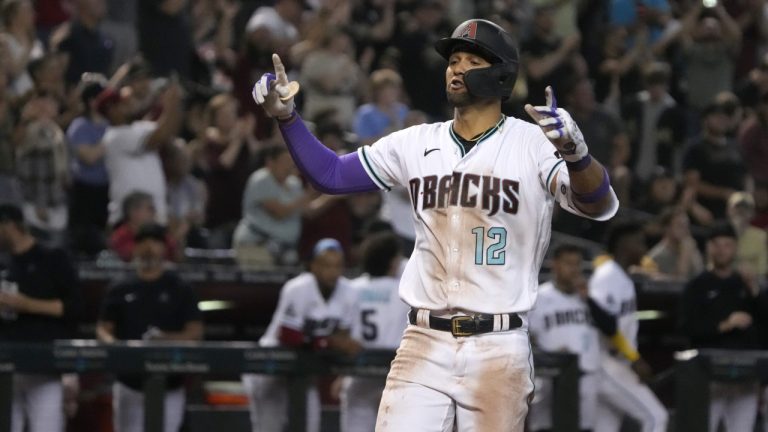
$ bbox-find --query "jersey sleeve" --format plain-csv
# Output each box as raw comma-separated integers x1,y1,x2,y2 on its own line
588,270,620,316
551,164,619,221
357,130,407,191
275,283,306,331
338,281,357,331
537,135,566,195
534,128,619,221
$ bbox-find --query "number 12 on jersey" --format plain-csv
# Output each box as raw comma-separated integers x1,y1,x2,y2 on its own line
472,227,507,265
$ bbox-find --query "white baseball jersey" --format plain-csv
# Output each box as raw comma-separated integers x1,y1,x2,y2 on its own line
528,282,600,372
588,259,638,352
357,117,618,314
349,275,409,349
259,272,356,347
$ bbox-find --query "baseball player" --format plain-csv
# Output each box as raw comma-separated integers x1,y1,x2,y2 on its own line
528,244,605,432
242,238,360,432
341,232,408,432
589,222,668,432
252,18,618,431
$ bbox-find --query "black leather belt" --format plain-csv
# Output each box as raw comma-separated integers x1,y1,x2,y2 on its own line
408,308,523,337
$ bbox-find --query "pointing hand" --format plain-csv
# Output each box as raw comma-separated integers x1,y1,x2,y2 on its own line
524,86,588,162
251,54,300,119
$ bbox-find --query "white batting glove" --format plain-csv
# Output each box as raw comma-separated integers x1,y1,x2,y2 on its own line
252,54,295,119
524,86,588,162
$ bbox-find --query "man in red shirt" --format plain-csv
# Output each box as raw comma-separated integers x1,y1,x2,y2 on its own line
109,191,177,262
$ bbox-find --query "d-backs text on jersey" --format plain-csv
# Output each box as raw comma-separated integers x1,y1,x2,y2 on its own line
542,308,592,331
408,172,519,216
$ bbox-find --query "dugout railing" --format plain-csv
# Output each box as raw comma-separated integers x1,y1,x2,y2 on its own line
0,341,580,432
675,349,768,432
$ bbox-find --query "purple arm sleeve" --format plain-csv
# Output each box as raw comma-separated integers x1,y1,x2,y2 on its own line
277,113,381,194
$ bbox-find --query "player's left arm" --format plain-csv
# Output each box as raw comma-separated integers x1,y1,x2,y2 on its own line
526,86,618,219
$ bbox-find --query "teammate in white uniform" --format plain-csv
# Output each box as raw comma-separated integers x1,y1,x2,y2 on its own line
528,244,604,432
242,238,360,432
252,18,618,431
589,223,668,432
341,232,408,432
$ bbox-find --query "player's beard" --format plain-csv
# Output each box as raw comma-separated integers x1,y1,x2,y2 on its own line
447,90,478,107
447,90,496,108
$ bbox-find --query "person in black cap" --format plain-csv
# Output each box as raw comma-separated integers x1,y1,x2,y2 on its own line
252,16,619,432
0,204,81,432
680,223,768,432
96,222,202,432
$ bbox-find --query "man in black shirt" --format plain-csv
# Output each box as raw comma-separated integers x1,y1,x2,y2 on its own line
683,104,748,219
97,223,202,432
521,5,583,106
54,0,114,85
137,0,193,78
0,204,80,432
680,224,767,432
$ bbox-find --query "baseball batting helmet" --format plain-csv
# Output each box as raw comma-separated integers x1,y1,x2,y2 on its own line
434,19,519,100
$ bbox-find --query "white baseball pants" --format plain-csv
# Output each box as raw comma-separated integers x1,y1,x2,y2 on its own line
594,355,668,432
709,382,758,432
11,374,63,432
375,324,534,432
528,371,598,431
340,376,386,432
241,374,320,432
112,382,185,432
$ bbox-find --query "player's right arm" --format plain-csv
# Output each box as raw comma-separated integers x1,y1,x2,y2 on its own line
527,87,618,220
251,54,381,195
586,297,617,337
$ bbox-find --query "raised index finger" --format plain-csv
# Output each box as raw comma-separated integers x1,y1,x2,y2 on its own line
272,53,289,84
545,86,558,112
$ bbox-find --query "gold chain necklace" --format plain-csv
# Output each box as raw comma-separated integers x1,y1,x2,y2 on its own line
462,115,505,142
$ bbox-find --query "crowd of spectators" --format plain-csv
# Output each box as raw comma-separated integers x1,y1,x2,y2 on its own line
0,0,764,270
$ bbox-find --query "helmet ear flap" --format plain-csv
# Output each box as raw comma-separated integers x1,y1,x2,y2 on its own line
463,62,518,100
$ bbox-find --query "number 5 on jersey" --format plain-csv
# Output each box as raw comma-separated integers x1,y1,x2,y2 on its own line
472,227,507,265
361,309,378,341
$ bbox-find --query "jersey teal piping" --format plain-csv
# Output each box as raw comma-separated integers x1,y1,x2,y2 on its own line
448,127,466,157
545,159,565,196
448,116,506,157
359,146,391,191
